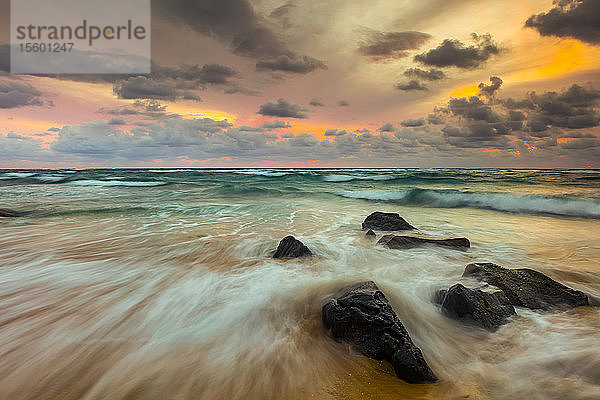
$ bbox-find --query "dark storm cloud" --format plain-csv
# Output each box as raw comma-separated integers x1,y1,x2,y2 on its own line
338,100,350,107
113,77,202,101
448,96,502,122
256,55,327,74
525,0,600,45
154,0,326,72
478,76,503,97
503,97,536,110
154,0,279,57
395,80,428,91
357,30,432,61
525,84,600,130
258,98,308,118
403,68,446,81
154,64,237,85
414,33,502,69
309,98,324,107
0,80,44,108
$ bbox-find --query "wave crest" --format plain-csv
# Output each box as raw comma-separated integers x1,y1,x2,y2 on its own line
335,188,600,218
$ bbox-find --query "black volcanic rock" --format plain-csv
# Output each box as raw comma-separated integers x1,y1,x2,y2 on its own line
322,281,437,384
273,236,312,258
437,284,516,330
362,212,416,231
463,263,589,310
378,235,470,250
365,229,376,237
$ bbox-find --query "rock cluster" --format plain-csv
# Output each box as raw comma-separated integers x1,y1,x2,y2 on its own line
274,212,591,385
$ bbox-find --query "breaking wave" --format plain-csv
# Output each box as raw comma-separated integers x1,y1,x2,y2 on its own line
335,188,600,218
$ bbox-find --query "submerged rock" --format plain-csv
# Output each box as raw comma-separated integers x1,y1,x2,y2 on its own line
322,281,437,384
362,212,416,231
437,284,516,330
365,229,376,237
378,235,470,250
463,263,589,310
273,236,312,258
0,209,25,218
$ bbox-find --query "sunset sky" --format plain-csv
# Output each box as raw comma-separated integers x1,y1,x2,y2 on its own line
1,0,600,168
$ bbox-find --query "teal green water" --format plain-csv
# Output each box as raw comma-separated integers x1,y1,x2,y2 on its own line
0,169,599,399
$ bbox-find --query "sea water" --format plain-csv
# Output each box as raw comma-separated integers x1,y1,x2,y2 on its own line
0,168,599,399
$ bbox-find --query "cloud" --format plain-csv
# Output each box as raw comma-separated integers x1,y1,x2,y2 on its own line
403,68,446,81
526,84,600,130
113,77,202,101
256,55,327,74
153,64,237,85
338,100,350,106
309,98,324,107
324,129,348,136
154,0,325,74
379,123,395,132
258,98,308,118
414,33,502,69
396,80,428,91
0,132,50,161
108,118,127,125
261,120,291,129
525,0,600,45
0,80,44,108
448,96,502,123
401,118,425,127
427,114,444,125
357,29,432,61
97,100,172,118
478,76,503,97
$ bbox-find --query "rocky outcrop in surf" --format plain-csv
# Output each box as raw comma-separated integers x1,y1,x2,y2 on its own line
378,234,470,250
362,212,416,231
322,281,437,384
273,236,313,258
463,263,589,310
436,284,516,330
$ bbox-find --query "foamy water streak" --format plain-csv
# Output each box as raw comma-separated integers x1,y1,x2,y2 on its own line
0,168,599,400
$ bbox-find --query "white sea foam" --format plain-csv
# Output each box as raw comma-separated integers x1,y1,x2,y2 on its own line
68,180,167,187
323,174,395,182
0,172,37,179
34,175,67,182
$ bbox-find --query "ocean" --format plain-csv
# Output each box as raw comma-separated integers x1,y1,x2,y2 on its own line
0,168,599,399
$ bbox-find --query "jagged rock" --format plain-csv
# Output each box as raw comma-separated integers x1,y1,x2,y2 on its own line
362,212,416,231
365,229,376,237
378,235,470,250
322,281,437,384
437,284,516,330
273,236,312,258
463,263,589,310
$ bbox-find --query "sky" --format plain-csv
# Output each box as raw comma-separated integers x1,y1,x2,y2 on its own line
1,0,600,168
